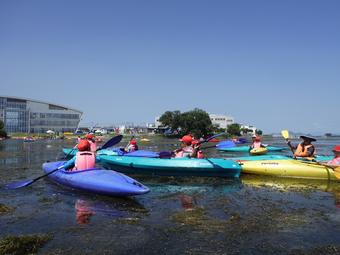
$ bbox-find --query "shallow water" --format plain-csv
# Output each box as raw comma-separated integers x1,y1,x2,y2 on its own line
1,137,340,254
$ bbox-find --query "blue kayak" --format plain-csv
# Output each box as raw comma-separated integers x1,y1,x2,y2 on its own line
218,145,286,152
42,161,150,196
99,155,241,177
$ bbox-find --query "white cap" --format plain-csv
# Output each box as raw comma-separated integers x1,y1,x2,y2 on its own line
252,134,257,138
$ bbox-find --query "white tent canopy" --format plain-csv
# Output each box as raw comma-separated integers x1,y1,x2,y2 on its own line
46,130,55,134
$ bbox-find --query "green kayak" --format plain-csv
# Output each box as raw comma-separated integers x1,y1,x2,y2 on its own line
218,145,286,152
99,155,241,177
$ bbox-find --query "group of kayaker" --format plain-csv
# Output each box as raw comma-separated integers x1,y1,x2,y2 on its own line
65,131,340,172
174,135,204,158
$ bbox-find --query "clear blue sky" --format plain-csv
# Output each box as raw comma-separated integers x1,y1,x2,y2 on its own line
1,0,339,134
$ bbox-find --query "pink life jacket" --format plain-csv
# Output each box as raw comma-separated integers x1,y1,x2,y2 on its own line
328,156,340,166
74,151,96,170
252,141,262,149
197,150,204,159
175,146,194,158
88,140,97,152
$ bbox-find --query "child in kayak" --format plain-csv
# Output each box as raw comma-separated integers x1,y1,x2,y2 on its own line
249,135,266,150
63,140,97,171
125,139,138,152
327,145,340,166
85,133,97,152
174,135,200,158
286,135,316,158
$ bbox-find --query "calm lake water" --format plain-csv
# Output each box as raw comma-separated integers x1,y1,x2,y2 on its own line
1,136,340,254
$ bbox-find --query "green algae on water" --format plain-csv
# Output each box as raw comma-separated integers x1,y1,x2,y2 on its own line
0,234,52,255
0,204,14,215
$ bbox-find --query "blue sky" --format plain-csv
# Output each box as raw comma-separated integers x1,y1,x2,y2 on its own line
1,0,339,134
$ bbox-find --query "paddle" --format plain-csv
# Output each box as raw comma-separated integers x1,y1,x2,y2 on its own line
281,130,295,154
160,133,226,158
5,135,123,189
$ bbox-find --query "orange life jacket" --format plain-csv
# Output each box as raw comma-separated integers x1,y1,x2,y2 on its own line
74,151,96,170
294,143,316,157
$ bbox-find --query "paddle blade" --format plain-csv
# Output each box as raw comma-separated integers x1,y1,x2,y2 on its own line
5,180,34,189
281,130,289,139
101,135,123,150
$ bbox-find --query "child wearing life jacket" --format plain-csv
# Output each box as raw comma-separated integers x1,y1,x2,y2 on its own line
191,140,204,158
327,145,340,166
286,135,316,158
174,135,200,158
249,135,266,150
85,133,97,152
63,139,96,171
125,139,138,152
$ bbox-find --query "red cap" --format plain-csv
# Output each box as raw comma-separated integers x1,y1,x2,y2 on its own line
180,135,193,144
77,140,90,151
85,134,94,139
332,145,340,153
130,139,137,145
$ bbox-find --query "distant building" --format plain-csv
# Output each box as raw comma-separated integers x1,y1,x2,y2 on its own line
0,96,82,133
240,124,257,135
209,114,234,129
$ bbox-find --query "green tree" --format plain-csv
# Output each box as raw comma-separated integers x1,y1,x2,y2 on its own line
227,123,241,136
159,108,214,138
159,110,181,133
0,120,4,130
256,129,263,135
179,108,214,138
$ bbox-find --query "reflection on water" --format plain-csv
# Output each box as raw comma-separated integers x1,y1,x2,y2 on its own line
1,137,340,254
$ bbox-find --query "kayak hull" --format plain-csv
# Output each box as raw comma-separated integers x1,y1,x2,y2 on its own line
233,155,333,162
218,145,285,152
62,148,159,158
100,156,241,178
240,159,338,181
42,161,150,196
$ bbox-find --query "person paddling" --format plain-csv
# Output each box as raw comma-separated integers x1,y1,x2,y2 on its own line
286,135,316,158
192,140,204,158
327,145,340,166
85,133,97,152
63,140,97,171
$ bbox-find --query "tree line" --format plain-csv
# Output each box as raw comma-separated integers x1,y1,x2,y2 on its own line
0,120,7,138
158,108,262,138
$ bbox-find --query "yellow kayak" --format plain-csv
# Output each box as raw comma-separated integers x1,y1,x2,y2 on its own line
250,147,268,155
240,159,339,181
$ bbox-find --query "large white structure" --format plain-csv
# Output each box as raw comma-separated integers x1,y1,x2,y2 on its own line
240,124,257,135
0,96,82,133
209,114,234,129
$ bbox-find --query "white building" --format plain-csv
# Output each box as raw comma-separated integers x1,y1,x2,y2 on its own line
209,114,234,129
0,96,82,133
240,124,257,135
